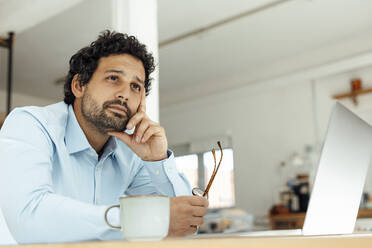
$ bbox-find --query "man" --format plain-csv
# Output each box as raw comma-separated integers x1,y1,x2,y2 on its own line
0,31,208,244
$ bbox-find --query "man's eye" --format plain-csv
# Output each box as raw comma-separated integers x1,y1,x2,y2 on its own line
131,83,141,91
107,75,118,82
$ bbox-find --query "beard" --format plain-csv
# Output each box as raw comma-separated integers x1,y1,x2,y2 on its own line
81,91,132,134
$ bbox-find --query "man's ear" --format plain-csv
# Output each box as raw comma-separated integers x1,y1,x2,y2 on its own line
71,74,86,98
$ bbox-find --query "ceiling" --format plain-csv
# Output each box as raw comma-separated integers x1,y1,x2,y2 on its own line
1,0,372,108
0,0,83,36
158,0,372,106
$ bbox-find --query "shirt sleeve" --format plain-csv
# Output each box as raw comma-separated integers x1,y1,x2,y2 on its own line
0,110,122,244
125,151,192,197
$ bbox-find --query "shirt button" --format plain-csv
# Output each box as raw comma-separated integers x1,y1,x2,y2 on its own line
155,170,160,175
96,167,99,171
167,168,172,173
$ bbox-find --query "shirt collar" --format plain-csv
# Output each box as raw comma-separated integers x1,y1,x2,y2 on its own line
65,105,119,156
65,105,92,154
102,135,118,159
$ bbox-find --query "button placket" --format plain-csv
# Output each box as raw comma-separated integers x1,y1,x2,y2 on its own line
164,162,176,181
94,163,102,205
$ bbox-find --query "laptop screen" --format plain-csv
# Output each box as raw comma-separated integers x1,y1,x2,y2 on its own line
302,102,372,235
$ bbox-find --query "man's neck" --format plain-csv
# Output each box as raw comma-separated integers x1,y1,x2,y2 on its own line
72,102,109,155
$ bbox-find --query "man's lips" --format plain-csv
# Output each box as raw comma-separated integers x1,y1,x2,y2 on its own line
107,105,128,116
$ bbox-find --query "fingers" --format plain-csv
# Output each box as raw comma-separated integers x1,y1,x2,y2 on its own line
126,111,146,130
188,195,209,207
190,216,204,226
132,119,163,143
126,90,147,130
185,217,203,235
107,131,132,146
185,225,198,235
125,89,157,142
141,126,164,143
168,196,208,237
137,87,146,113
133,119,150,143
192,206,207,217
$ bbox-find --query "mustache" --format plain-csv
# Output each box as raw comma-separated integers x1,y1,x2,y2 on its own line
103,100,131,117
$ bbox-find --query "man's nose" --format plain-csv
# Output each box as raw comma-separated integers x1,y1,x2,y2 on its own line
115,83,130,102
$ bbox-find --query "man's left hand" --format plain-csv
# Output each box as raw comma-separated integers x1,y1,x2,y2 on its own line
108,89,168,161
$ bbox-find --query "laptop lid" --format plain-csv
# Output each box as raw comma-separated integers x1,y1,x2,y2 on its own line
302,102,372,235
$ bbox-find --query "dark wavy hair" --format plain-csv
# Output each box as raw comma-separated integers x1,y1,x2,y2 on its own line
64,30,155,104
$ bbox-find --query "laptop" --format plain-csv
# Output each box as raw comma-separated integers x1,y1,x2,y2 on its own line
301,102,372,235
240,102,372,237
203,101,372,238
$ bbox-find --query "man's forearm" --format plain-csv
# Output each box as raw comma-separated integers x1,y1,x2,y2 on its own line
129,151,191,197
1,192,121,244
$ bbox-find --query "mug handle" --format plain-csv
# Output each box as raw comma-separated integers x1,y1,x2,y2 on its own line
104,204,121,229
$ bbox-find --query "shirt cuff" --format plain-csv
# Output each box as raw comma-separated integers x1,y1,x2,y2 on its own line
142,150,176,183
142,150,191,196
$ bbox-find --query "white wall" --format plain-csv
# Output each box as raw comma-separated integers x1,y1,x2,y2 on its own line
161,55,372,217
0,45,56,114
161,78,315,216
0,89,56,114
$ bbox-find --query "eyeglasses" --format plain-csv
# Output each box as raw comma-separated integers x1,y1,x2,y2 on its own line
192,141,223,198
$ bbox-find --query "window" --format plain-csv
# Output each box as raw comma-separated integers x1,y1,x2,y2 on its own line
175,149,235,209
174,154,198,188
203,149,235,208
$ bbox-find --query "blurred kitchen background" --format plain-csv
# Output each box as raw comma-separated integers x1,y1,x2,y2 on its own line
2,0,372,235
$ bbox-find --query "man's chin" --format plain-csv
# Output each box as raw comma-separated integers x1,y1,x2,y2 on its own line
104,121,128,133
103,115,128,131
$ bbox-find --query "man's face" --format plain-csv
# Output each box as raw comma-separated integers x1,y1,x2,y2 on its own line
80,54,146,134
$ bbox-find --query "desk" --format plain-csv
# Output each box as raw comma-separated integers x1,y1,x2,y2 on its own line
3,234,372,248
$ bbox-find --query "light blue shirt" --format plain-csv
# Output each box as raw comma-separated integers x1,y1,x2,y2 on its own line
0,102,191,244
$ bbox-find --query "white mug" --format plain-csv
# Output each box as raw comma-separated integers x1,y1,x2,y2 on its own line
104,195,170,241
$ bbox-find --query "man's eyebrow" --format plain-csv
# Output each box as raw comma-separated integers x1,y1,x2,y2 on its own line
104,69,144,85
135,76,144,85
105,69,124,74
